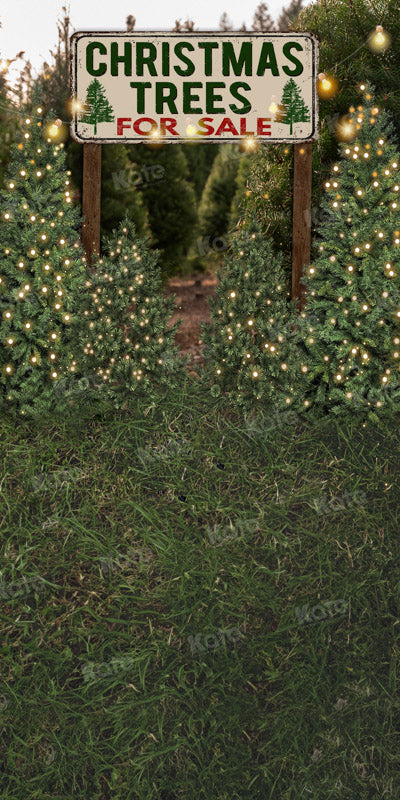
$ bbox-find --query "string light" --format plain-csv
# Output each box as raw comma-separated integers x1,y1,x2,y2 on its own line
368,25,391,52
318,72,338,99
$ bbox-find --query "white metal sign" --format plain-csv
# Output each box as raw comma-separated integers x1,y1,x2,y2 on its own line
70,32,319,143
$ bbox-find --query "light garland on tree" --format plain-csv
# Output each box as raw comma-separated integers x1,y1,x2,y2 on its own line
299,82,400,414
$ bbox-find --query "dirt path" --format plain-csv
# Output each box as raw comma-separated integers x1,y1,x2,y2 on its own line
166,272,218,373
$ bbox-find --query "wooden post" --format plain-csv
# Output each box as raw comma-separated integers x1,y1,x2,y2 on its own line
292,141,313,309
82,143,102,270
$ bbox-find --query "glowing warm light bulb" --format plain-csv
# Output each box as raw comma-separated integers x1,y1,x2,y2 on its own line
319,73,331,91
368,24,391,52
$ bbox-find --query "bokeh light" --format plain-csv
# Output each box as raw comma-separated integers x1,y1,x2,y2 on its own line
334,115,357,142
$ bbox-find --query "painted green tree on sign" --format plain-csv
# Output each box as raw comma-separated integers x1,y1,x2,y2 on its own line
275,78,310,135
80,79,115,134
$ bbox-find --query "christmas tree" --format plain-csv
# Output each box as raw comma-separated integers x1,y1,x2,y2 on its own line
202,219,306,411
73,216,182,408
0,59,18,188
36,7,149,243
252,2,275,31
298,83,400,418
277,0,304,31
0,92,87,417
126,144,197,277
80,79,114,135
197,145,243,249
276,79,310,135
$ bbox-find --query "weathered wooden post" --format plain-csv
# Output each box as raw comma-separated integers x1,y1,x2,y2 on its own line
292,141,313,308
82,142,102,270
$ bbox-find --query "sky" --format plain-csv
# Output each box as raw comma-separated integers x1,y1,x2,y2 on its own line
0,0,307,85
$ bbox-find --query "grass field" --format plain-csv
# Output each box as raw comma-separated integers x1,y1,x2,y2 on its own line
0,377,399,799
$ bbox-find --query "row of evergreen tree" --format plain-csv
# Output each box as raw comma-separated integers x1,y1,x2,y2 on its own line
0,94,180,415
205,82,400,421
240,0,400,268
1,83,400,425
2,1,398,281
0,2,304,277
